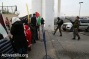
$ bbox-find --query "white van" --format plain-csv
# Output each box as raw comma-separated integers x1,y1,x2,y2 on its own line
62,19,89,32
79,19,89,31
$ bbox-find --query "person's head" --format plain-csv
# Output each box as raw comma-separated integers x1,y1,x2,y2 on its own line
41,18,43,19
23,18,28,25
33,13,36,17
0,33,4,40
57,17,60,21
30,14,32,18
76,16,80,20
11,17,21,24
24,25,29,31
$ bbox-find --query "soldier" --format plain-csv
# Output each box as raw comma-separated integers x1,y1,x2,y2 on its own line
72,16,80,40
53,17,63,36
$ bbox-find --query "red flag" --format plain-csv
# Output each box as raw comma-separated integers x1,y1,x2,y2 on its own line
36,12,40,18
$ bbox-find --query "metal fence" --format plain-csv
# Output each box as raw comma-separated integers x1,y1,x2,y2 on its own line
0,5,17,14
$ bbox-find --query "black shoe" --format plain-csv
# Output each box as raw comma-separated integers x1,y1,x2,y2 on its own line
32,41,36,44
28,47,31,51
72,38,75,40
36,39,39,41
60,35,62,36
78,37,80,40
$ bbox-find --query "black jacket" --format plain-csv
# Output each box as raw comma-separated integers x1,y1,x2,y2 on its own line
41,18,44,25
11,21,28,52
57,20,63,26
31,17,37,26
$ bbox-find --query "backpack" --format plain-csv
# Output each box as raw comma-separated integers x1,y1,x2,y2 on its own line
57,20,63,26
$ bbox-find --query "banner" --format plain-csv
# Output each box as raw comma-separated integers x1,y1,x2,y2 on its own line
26,3,30,23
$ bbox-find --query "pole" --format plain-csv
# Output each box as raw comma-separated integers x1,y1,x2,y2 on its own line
15,5,17,11
7,6,8,13
42,30,52,59
79,2,83,17
26,3,30,24
43,30,47,59
79,3,81,17
2,2,3,13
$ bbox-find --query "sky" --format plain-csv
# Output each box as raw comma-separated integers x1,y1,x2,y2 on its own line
0,0,89,17
61,0,89,16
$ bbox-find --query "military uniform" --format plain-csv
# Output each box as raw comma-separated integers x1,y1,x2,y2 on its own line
73,19,80,40
53,18,63,36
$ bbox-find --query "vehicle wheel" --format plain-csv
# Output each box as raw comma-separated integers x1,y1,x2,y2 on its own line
86,27,89,32
78,29,81,32
63,28,66,31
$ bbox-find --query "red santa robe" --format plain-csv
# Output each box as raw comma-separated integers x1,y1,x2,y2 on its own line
24,25,32,47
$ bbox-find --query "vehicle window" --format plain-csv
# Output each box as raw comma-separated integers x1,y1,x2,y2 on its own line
88,20,89,23
80,20,89,23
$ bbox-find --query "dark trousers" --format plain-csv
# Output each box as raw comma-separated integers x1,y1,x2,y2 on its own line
54,26,62,36
36,27,39,40
73,28,80,39
31,26,36,43
17,47,27,59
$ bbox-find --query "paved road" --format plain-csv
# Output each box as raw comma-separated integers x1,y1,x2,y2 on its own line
27,31,89,59
27,31,57,59
82,32,89,36
48,31,89,59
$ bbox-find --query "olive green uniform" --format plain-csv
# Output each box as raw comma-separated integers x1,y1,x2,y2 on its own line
73,20,80,39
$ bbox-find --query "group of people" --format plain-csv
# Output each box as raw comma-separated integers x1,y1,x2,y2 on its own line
53,16,80,40
0,12,44,59
0,11,81,59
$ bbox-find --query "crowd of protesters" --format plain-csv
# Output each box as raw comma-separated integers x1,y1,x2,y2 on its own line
0,12,44,59
0,10,80,59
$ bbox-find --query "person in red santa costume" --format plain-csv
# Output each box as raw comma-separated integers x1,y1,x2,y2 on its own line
24,24,32,51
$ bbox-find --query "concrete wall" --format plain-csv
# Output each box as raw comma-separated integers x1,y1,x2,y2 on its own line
32,0,61,31
44,0,54,31
42,0,46,19
32,0,42,16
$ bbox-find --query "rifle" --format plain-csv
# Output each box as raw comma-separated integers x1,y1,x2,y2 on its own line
65,18,74,24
